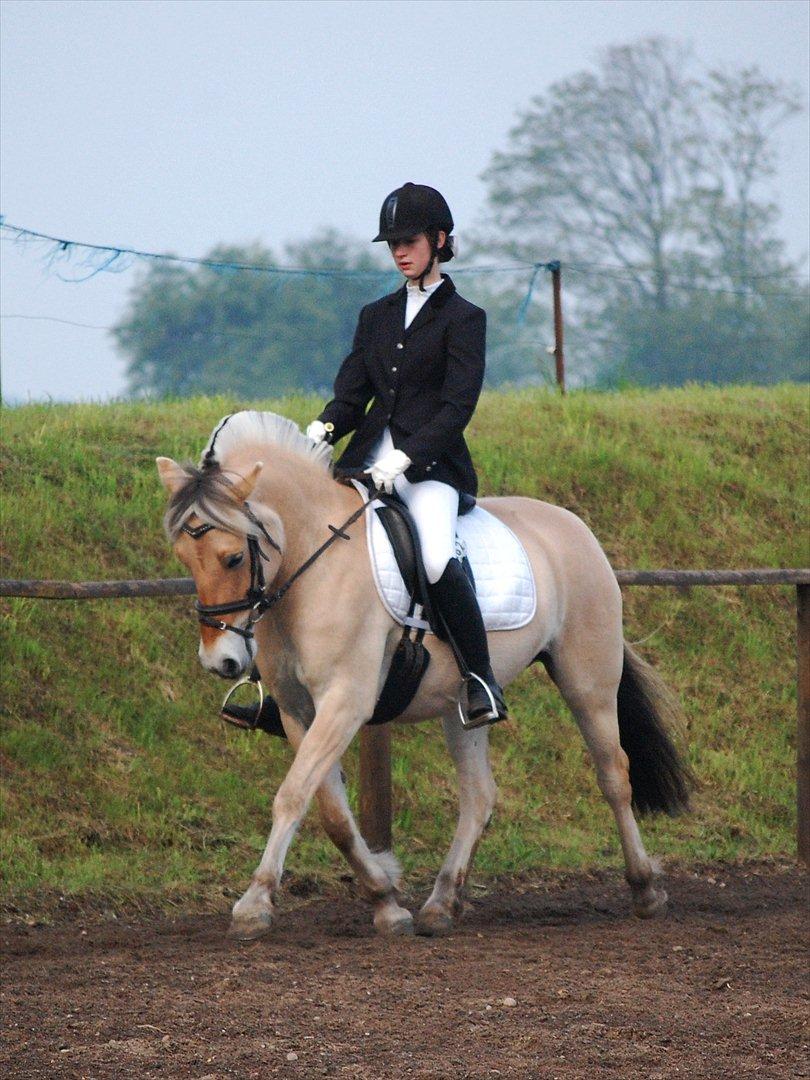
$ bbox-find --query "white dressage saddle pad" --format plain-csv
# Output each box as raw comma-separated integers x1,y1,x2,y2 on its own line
349,481,536,633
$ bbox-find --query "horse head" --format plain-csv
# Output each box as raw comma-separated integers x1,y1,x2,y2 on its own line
156,455,285,679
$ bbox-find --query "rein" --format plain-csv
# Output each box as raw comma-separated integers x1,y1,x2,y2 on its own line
182,487,379,640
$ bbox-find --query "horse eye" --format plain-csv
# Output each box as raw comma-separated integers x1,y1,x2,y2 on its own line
225,552,244,569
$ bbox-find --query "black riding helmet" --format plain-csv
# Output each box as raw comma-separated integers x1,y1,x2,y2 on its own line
373,183,455,264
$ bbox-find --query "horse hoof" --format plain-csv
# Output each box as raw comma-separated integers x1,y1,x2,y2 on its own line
228,912,273,941
633,887,668,919
374,909,414,937
414,908,454,937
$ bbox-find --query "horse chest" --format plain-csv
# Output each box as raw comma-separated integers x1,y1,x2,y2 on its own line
264,644,315,725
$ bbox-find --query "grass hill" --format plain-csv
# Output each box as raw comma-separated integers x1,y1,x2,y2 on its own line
1,385,807,915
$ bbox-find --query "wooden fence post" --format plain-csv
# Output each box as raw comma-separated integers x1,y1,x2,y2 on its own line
359,725,392,853
797,583,809,864
549,260,566,394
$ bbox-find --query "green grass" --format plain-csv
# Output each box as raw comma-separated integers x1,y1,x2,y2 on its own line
1,385,807,915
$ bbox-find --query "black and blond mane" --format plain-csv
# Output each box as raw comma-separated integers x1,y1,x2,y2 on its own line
164,410,333,542
199,410,333,473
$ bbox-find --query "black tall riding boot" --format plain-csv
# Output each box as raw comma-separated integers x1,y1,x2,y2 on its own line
428,559,509,728
220,667,286,738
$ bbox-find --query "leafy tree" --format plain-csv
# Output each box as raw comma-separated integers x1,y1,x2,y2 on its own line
115,232,396,398
602,289,810,387
477,37,808,385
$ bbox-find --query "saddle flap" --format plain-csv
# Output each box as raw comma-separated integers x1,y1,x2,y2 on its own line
375,505,417,596
373,499,439,631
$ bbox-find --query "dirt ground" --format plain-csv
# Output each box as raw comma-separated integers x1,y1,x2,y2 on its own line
1,862,806,1079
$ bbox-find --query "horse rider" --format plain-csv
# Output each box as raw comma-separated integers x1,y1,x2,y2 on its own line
306,182,509,727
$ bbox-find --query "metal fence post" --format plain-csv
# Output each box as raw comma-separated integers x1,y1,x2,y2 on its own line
797,583,809,864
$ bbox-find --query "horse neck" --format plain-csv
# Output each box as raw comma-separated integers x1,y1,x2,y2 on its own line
231,445,354,574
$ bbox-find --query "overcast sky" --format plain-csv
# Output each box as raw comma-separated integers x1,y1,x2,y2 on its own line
1,0,808,403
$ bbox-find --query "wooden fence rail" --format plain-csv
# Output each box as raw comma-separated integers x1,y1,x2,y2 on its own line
2,569,809,862
2,568,808,599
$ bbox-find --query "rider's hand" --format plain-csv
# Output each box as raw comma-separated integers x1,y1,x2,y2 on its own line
366,449,411,494
306,420,328,444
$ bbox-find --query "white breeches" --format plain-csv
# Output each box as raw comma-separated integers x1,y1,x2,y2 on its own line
367,429,458,584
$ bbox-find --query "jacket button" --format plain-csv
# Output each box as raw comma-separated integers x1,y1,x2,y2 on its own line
426,466,432,472
392,366,397,372
389,388,395,394
396,342,404,349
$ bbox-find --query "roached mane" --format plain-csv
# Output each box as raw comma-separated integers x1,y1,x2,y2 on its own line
163,410,333,542
199,411,333,473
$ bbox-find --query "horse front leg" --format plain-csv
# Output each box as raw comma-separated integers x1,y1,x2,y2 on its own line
228,688,361,939
229,683,403,940
315,763,413,937
415,714,498,937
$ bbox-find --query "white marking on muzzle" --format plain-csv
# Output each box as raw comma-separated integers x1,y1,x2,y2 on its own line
198,626,254,677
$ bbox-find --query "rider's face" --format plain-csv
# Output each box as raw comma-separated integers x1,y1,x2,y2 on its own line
388,231,445,280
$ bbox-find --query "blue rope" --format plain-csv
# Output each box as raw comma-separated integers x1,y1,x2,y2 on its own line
0,219,544,281
517,262,554,324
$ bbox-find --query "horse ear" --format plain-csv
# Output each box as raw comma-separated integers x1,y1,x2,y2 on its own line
156,457,187,495
230,461,264,503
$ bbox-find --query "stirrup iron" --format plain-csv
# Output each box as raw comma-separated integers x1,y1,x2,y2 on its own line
458,671,499,731
220,675,264,731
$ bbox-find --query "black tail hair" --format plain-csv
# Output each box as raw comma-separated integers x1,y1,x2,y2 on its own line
617,644,696,816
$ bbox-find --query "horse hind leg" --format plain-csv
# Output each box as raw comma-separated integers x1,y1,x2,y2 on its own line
415,713,498,936
314,764,413,936
585,711,668,918
549,647,668,919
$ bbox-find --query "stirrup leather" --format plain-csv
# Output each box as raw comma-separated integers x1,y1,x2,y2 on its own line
220,676,264,731
458,671,500,730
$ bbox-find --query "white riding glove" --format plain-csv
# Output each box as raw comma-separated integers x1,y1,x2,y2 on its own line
306,420,328,444
367,448,412,494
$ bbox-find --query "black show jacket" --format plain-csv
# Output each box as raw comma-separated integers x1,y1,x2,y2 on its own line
318,275,486,495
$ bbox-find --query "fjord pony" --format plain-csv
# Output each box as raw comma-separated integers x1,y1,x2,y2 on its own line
157,411,692,940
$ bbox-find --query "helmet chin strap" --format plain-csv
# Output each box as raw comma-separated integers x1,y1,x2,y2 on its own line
417,237,441,292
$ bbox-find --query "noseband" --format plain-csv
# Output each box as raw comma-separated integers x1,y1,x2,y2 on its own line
181,489,379,641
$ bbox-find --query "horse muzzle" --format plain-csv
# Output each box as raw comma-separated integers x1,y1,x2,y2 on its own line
198,634,253,680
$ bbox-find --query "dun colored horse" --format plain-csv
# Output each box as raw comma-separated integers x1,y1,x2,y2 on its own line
157,410,693,940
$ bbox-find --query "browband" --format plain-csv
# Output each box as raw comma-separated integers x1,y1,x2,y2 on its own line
181,521,215,539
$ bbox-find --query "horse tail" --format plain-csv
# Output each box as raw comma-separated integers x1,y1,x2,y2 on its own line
617,642,696,817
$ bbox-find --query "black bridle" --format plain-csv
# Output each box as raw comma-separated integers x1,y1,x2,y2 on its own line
181,505,281,640
181,490,378,641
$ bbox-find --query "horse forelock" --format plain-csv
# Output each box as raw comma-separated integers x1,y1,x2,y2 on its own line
163,464,263,544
